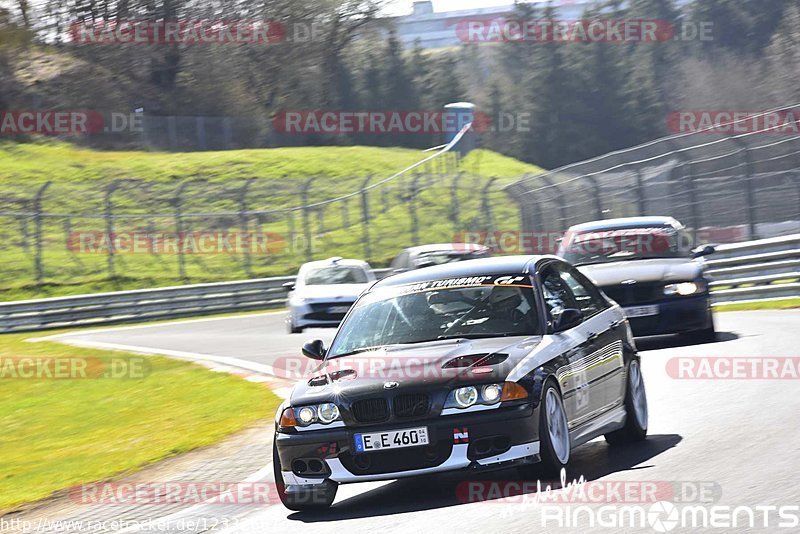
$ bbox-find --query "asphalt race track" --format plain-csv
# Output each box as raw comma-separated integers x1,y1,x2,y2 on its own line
48,310,800,533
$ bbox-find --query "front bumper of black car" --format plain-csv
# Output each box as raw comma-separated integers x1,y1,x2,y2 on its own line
275,402,540,486
626,293,713,336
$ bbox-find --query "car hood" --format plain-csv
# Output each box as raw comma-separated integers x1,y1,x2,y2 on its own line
289,336,542,405
578,258,703,286
292,283,370,301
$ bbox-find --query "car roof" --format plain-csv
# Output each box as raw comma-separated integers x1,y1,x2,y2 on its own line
403,243,488,255
567,216,681,233
299,257,370,271
374,255,555,287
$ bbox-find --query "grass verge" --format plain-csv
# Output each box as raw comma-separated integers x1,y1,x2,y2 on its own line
0,141,542,301
714,297,800,312
0,331,280,511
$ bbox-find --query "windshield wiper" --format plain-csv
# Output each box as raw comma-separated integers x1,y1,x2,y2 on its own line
329,345,391,358
414,333,525,342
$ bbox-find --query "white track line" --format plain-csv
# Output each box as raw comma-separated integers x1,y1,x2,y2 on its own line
52,338,280,378
27,310,286,342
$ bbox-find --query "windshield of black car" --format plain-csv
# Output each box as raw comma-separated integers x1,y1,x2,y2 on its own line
303,266,368,285
558,227,686,265
327,275,540,357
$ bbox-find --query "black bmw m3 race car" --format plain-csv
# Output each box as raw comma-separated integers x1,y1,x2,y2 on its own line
273,256,649,510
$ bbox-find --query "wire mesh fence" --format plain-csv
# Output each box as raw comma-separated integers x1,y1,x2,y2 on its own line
0,146,523,297
505,105,800,245
2,106,800,299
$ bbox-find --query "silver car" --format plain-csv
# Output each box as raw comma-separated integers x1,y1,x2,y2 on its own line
285,258,376,333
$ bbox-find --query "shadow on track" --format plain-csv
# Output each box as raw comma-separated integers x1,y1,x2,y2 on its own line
635,331,738,351
287,433,682,522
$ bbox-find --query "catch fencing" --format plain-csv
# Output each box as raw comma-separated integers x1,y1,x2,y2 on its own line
505,105,800,244
2,106,800,302
1,236,795,332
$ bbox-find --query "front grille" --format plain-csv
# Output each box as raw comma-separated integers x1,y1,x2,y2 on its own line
602,282,662,306
393,393,430,418
308,302,354,312
340,440,453,475
351,398,390,423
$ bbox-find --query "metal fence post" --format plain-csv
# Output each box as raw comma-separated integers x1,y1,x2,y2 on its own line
171,182,192,281
409,174,422,246
104,181,120,279
450,172,461,229
540,175,569,231
666,140,699,243
585,175,604,220
481,177,498,232
33,182,51,286
301,177,316,262
316,207,325,236
360,176,372,261
238,178,255,278
729,136,758,239
634,168,647,216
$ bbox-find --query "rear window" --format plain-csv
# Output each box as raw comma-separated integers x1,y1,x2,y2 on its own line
304,266,369,285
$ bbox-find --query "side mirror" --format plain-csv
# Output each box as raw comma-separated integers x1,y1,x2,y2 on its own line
691,245,716,259
282,281,296,291
302,339,326,361
553,308,583,333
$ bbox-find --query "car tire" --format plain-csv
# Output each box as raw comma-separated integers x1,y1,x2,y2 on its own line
520,379,570,479
273,439,337,511
605,358,648,445
286,320,303,334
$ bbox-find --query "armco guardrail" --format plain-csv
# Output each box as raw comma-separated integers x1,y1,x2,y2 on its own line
0,268,392,333
707,234,800,304
1,239,798,333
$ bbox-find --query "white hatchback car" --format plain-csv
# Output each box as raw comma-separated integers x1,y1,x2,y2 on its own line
285,258,376,333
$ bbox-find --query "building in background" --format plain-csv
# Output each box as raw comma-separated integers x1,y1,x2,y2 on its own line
387,0,691,49
387,0,601,48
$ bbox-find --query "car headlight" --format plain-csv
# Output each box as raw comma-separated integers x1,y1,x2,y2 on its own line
664,280,706,296
453,386,479,408
298,406,316,425
445,383,527,409
317,402,340,424
482,384,503,403
279,403,342,427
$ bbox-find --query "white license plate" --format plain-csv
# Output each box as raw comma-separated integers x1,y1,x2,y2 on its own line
624,305,659,318
354,427,429,452
329,306,351,314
